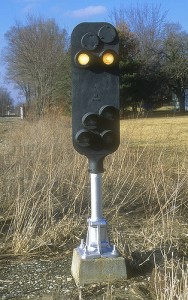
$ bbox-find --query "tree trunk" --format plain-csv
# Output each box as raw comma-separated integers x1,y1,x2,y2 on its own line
177,91,185,113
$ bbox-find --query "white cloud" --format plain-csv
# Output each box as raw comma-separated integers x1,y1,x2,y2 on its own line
22,3,36,13
51,6,60,14
24,0,40,2
14,0,41,3
15,0,44,14
16,0,42,2
66,6,107,18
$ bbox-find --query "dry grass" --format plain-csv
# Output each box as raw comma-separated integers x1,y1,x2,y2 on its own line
0,117,89,254
153,254,188,299
0,115,188,298
121,116,188,147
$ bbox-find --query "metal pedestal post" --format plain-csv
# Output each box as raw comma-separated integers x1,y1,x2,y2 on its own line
77,173,118,259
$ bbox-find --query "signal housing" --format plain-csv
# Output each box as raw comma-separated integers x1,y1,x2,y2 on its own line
71,22,120,173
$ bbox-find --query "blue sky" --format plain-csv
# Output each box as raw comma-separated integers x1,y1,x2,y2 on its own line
1,0,188,102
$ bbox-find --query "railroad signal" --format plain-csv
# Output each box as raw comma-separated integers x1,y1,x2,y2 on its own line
71,24,127,281
71,22,120,173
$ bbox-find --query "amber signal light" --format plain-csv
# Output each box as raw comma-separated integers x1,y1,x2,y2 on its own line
102,53,115,65
75,50,117,68
76,53,90,66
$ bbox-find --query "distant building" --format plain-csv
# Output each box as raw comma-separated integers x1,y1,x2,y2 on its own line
184,88,188,111
172,89,188,111
172,93,180,111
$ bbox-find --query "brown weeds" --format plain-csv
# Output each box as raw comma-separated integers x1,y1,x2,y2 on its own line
1,115,188,298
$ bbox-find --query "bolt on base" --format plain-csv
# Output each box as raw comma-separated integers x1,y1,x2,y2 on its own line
77,218,119,259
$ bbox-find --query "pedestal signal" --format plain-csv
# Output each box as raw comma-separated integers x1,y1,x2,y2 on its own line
71,23,127,284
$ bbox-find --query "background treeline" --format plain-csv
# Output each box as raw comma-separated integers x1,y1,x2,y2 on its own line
0,87,13,116
1,3,188,117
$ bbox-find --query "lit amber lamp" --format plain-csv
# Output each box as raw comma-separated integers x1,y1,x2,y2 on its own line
102,53,115,65
77,53,90,66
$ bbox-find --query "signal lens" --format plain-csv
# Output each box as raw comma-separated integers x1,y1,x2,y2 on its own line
101,130,115,146
102,53,115,65
99,105,119,121
98,25,117,43
75,130,92,147
82,113,99,129
77,53,90,66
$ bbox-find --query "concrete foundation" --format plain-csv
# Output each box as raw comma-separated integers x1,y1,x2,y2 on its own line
71,248,127,286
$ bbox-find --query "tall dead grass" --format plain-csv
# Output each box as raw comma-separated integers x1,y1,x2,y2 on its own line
0,115,188,298
153,253,188,299
0,117,89,253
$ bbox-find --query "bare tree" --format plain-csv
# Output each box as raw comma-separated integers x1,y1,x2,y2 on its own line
110,4,188,112
110,4,168,111
110,3,167,61
161,23,188,111
4,16,70,117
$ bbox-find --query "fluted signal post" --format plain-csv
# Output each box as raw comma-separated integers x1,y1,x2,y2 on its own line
71,22,127,285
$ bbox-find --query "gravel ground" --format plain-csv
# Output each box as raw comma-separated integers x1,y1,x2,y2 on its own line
0,250,154,300
0,252,78,300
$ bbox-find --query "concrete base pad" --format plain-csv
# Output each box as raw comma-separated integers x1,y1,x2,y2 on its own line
71,248,127,286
